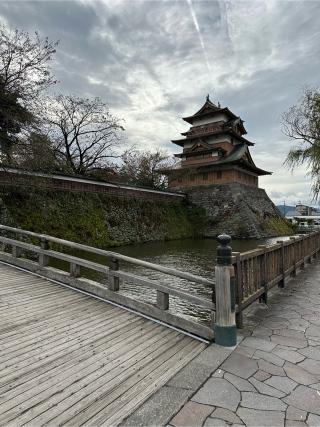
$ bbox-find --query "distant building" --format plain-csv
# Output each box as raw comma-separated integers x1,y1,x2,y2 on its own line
162,95,271,189
296,204,318,216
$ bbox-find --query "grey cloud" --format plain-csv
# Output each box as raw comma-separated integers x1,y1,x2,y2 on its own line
0,0,319,204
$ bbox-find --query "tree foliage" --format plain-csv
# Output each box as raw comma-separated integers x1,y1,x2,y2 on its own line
41,95,125,175
0,79,34,162
283,88,320,199
119,149,173,189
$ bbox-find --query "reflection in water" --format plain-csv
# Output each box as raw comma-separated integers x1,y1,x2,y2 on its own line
50,236,288,326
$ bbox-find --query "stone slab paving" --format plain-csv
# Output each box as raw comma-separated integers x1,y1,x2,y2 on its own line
167,261,320,427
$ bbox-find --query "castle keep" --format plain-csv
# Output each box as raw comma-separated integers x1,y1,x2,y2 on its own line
163,96,292,238
165,95,271,189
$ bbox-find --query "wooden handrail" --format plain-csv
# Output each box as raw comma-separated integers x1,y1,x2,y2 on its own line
0,224,214,286
233,230,320,327
0,224,215,340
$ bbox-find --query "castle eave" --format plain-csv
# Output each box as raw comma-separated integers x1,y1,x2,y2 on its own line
172,130,254,146
182,107,238,125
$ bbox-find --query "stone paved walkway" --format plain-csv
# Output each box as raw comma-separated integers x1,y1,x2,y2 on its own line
169,261,320,427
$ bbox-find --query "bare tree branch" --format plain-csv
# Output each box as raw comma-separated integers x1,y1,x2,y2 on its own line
40,94,125,175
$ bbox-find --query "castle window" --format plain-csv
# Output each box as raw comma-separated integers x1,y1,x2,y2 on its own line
217,171,222,179
202,173,208,180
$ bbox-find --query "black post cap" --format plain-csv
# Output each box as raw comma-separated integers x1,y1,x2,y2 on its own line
216,233,232,266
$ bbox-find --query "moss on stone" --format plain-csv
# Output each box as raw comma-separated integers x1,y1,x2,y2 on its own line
0,186,207,248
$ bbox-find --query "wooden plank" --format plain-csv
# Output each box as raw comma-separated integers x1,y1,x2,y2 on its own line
0,306,121,361
100,342,205,426
65,339,202,427
0,310,136,376
5,329,178,425
0,263,206,426
0,318,147,403
0,317,145,396
0,323,168,421
0,299,114,348
42,337,198,426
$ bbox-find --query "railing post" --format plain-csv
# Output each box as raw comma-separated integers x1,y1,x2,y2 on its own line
234,252,243,329
12,245,22,258
109,257,120,291
157,291,169,310
258,245,268,304
300,235,306,269
39,237,49,267
290,237,297,277
70,262,81,277
277,240,285,288
214,234,237,347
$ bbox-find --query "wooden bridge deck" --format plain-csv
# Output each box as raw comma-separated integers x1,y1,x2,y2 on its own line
0,263,206,426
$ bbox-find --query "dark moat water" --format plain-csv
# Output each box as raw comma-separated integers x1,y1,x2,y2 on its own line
51,236,289,326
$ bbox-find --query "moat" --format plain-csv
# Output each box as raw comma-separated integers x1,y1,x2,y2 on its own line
51,236,289,325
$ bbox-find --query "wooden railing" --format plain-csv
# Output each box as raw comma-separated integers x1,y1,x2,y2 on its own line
0,225,215,340
233,231,320,327
0,224,319,341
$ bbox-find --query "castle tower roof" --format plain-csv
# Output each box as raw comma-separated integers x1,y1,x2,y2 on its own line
182,95,240,125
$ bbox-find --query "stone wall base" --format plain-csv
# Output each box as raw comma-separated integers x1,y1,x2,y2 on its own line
185,183,292,239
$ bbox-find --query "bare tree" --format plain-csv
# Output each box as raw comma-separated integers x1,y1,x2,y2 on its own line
0,26,58,102
119,149,174,189
0,26,58,162
283,88,320,198
41,95,125,175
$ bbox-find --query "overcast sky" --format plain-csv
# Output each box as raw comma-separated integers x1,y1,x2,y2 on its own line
1,0,319,206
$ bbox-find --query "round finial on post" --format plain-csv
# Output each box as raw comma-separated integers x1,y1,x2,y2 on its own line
216,234,232,266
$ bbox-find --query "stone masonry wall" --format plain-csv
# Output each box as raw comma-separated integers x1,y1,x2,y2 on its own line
186,183,293,239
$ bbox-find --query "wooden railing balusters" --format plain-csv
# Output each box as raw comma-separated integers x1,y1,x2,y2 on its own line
258,245,267,304
39,237,49,267
234,252,243,329
109,258,120,291
70,262,81,277
277,241,285,288
290,236,297,277
156,291,169,310
12,245,22,258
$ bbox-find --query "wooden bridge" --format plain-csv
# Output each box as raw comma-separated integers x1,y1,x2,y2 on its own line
1,225,320,425
0,263,206,426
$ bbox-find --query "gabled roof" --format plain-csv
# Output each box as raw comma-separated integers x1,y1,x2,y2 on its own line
191,96,220,116
182,95,238,124
189,140,212,151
